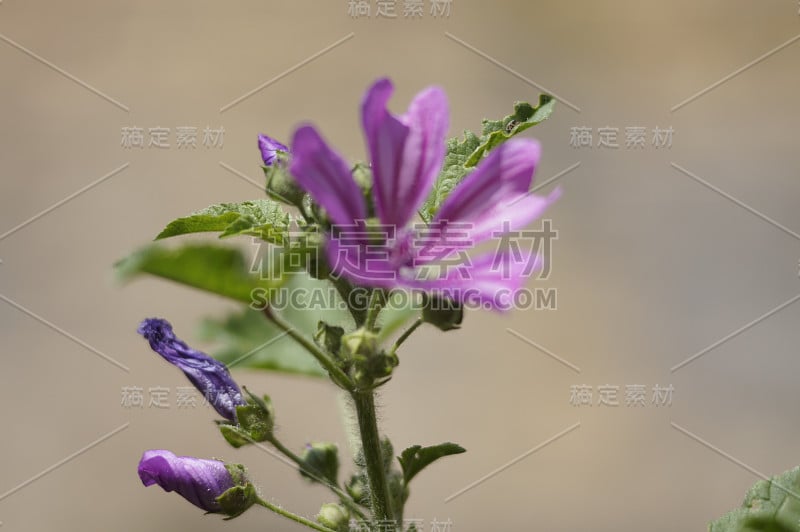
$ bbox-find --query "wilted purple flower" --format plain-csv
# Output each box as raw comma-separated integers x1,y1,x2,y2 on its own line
138,318,245,421
258,133,288,166
289,78,560,309
138,450,237,512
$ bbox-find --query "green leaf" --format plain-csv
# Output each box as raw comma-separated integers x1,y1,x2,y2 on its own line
420,94,554,222
198,273,356,377
710,465,800,531
155,199,290,243
398,442,466,485
466,94,555,167
116,243,279,303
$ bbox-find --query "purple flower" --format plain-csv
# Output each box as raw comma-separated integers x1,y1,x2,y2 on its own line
289,78,560,309
138,450,237,512
258,133,288,166
138,318,245,421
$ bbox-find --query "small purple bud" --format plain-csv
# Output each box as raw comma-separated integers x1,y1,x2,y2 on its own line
138,318,246,421
138,450,238,513
258,133,289,166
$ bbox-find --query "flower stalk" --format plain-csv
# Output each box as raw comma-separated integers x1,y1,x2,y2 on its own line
352,390,394,524
255,497,337,532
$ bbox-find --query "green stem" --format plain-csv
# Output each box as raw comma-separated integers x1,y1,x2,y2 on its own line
351,390,393,523
331,276,367,326
256,497,336,532
263,308,353,390
267,436,368,521
391,318,423,356
364,289,384,331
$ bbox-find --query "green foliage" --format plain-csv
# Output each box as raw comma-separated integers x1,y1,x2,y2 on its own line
420,94,554,222
710,465,800,531
155,199,290,243
198,273,356,377
398,442,466,485
466,94,555,167
116,243,278,303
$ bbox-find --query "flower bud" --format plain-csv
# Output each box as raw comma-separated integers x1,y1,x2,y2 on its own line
138,450,254,517
258,133,288,166
317,503,350,531
421,294,463,331
301,442,340,486
341,328,379,360
138,318,246,422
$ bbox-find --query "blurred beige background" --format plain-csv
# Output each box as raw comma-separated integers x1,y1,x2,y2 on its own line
1,1,799,530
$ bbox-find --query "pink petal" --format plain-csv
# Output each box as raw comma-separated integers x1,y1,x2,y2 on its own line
362,78,448,228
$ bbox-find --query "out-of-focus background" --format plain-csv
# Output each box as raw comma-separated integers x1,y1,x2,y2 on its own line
1,1,799,530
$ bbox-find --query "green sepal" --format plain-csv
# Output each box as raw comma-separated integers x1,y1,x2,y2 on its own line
398,442,466,485
263,159,305,207
218,424,253,448
300,442,340,486
235,403,274,443
314,321,346,358
224,463,249,486
216,481,257,520
421,295,463,331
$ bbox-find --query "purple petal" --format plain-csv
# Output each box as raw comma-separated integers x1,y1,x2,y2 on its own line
434,139,541,226
138,450,235,512
138,318,245,422
362,78,448,228
404,249,543,311
289,125,366,226
258,133,289,166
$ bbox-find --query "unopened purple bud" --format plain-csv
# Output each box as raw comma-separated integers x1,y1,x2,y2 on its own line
138,318,245,421
258,133,289,166
138,450,238,513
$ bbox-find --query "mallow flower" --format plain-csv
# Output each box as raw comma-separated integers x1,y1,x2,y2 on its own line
138,318,245,421
289,78,560,309
138,450,244,513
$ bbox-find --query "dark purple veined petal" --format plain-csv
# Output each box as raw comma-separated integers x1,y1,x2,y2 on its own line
138,450,236,512
289,125,367,226
138,318,245,422
257,133,289,166
362,78,449,228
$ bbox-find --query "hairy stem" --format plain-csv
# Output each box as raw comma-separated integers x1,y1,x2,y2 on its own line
351,390,394,524
267,436,368,521
263,308,353,390
331,276,367,326
255,497,336,532
364,289,385,331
